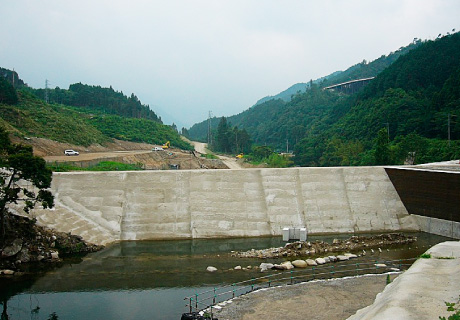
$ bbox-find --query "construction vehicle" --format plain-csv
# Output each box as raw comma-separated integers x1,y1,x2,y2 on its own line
236,153,244,159
162,141,170,149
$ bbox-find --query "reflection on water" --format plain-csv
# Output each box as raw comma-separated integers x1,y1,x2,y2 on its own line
0,232,452,319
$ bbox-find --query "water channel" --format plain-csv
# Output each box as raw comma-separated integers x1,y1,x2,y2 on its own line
0,232,453,320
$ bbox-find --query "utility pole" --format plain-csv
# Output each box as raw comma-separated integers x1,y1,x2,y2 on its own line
207,111,213,146
448,113,451,146
45,79,50,104
384,122,390,143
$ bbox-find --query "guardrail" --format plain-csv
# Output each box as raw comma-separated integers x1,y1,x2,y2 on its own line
183,258,417,319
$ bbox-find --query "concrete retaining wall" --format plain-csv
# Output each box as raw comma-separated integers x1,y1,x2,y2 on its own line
386,167,460,239
412,215,460,239
33,167,418,245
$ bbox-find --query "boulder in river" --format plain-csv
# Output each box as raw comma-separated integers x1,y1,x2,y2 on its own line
292,260,308,268
306,259,317,266
259,263,274,272
206,266,218,272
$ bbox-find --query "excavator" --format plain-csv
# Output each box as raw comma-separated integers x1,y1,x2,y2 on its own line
162,141,170,149
236,153,244,159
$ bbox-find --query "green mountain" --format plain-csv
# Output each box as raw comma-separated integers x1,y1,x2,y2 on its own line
0,73,192,150
254,83,310,105
189,33,460,165
188,39,422,144
296,32,460,166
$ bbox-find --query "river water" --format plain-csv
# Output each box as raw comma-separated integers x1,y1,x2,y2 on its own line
0,232,453,320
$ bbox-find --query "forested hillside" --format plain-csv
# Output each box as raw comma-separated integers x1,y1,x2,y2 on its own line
189,33,460,166
295,32,460,166
0,72,192,150
188,39,422,143
29,83,161,122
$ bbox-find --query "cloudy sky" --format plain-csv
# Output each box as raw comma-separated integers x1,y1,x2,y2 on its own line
1,1,459,128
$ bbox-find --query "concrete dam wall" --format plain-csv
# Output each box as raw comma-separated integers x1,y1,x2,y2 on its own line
34,167,419,245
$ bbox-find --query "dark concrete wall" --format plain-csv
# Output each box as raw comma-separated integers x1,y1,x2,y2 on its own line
385,168,460,223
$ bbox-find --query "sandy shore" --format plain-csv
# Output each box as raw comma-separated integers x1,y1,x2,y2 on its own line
213,273,398,320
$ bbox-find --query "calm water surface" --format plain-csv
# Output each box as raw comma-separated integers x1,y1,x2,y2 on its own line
0,232,452,320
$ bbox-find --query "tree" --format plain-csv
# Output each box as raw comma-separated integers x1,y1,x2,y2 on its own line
0,127,54,241
252,145,273,160
0,76,18,105
181,127,189,137
374,128,391,165
215,117,231,152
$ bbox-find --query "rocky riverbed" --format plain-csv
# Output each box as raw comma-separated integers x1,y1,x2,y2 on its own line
0,214,104,275
232,233,416,259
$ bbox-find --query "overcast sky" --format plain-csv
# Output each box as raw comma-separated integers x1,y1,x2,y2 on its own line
1,1,459,128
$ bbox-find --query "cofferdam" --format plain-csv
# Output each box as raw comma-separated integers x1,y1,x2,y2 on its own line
33,167,419,245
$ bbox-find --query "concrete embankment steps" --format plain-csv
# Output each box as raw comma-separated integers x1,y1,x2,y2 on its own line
33,201,115,245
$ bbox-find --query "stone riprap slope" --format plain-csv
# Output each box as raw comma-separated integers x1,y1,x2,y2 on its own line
32,167,419,245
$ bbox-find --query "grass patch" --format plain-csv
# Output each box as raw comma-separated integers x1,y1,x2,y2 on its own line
420,253,432,259
48,161,144,172
201,153,218,159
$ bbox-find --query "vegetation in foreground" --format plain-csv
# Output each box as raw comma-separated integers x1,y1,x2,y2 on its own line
440,296,460,320
47,161,145,172
1,126,103,275
0,127,53,241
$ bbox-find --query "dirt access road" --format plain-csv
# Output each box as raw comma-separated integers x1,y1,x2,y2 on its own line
45,150,153,162
189,141,243,169
21,136,237,170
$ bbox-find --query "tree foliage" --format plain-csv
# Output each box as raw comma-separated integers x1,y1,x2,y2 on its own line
0,76,18,105
0,127,54,240
89,115,192,150
29,82,161,122
210,117,251,154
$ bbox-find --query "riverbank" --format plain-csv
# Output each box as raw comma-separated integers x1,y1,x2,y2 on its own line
213,241,460,320
214,273,399,320
0,214,104,275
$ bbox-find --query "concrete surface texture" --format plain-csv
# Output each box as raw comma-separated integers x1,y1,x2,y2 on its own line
413,214,460,239
32,166,419,245
347,241,460,320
